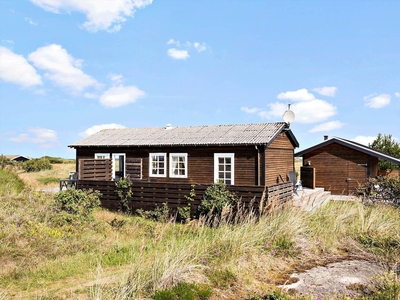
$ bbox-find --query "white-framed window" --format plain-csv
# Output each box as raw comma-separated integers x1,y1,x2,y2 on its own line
150,153,167,177
112,153,126,180
169,153,188,178
214,153,234,185
95,153,110,159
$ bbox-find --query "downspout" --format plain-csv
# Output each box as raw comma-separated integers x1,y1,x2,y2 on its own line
256,145,260,186
261,145,266,186
367,155,371,179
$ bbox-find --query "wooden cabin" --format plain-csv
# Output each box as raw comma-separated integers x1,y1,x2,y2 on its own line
69,122,299,187
5,155,30,162
295,136,400,195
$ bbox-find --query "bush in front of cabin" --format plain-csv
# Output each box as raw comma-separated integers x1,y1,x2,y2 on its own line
198,181,238,217
53,189,101,224
361,175,400,207
23,158,53,172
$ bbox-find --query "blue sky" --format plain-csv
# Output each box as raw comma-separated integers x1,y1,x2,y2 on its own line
0,0,399,159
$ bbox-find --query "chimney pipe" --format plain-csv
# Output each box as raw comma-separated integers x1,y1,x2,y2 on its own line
324,135,328,140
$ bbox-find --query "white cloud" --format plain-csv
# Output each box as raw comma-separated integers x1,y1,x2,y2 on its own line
292,100,337,123
99,85,146,108
395,92,400,98
312,86,337,97
25,17,38,25
80,123,126,137
277,88,315,102
29,0,152,32
309,121,344,133
9,127,58,144
242,88,337,124
364,93,391,108
109,73,124,84
241,107,262,114
166,39,207,59
0,46,42,87
28,44,99,93
167,48,190,60
193,42,207,52
353,135,376,146
167,39,180,46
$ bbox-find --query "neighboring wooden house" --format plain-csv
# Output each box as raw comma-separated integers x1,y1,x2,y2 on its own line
5,155,31,162
69,122,299,187
295,136,400,195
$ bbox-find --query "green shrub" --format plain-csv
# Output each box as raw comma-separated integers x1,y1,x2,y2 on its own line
115,176,133,213
136,202,170,222
0,156,16,169
53,189,101,221
361,175,400,206
23,158,53,172
177,185,196,223
0,168,25,194
198,182,238,216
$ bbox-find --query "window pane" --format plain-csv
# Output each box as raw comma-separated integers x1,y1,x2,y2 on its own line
226,165,231,172
225,158,231,164
226,173,231,179
219,157,224,164
226,180,231,184
219,165,224,172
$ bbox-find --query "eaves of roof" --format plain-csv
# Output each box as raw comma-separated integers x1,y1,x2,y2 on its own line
295,137,400,166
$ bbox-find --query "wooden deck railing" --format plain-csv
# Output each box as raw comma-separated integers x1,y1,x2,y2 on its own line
77,180,293,215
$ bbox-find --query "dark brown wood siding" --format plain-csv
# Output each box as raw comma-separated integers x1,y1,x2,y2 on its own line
302,143,378,195
264,132,295,186
76,145,258,186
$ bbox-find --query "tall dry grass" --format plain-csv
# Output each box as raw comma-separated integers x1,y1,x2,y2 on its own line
1,169,399,299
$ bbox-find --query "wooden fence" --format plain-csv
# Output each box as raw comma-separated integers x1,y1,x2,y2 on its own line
78,159,112,181
77,180,293,216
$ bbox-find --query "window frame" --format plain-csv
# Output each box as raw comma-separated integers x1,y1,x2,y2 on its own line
112,153,126,180
149,153,167,177
94,153,110,159
214,153,235,185
169,153,188,178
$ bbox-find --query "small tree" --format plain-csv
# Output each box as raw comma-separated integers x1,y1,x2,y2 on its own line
115,176,132,213
370,133,400,171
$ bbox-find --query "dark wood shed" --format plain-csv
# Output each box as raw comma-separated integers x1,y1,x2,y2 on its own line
69,122,299,187
5,155,30,162
295,137,400,195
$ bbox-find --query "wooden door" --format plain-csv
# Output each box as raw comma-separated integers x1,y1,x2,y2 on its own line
346,161,368,195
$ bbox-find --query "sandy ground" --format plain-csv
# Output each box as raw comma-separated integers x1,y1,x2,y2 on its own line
280,259,384,298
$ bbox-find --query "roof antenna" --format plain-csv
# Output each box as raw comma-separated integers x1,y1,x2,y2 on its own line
282,103,295,127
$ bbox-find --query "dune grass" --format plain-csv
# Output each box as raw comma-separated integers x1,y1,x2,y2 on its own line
0,169,399,299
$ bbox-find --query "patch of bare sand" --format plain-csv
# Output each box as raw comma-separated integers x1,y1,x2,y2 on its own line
280,259,384,298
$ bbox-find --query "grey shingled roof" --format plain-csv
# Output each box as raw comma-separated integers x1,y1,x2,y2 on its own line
69,122,298,148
